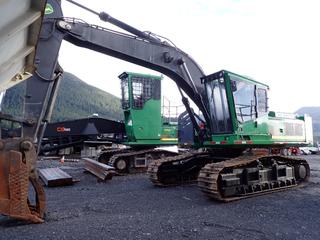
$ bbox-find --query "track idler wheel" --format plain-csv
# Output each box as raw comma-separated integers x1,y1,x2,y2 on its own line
295,164,308,180
0,139,45,223
115,158,128,173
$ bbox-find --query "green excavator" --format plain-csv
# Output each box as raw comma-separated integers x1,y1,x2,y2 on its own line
148,70,312,201
98,72,179,173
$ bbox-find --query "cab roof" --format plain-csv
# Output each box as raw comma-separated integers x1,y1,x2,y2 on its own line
201,70,269,89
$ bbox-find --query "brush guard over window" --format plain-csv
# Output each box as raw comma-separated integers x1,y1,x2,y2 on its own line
0,138,45,223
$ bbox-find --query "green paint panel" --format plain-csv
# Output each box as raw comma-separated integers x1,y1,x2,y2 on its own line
119,72,178,147
202,70,310,150
126,99,162,140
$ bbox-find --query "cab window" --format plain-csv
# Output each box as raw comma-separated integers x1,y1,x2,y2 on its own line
257,88,268,115
230,76,256,123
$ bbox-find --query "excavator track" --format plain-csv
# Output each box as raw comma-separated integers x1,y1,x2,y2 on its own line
148,151,213,186
198,155,310,202
98,148,130,163
107,148,178,173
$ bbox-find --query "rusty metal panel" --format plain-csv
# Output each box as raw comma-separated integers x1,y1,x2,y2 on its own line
0,0,46,91
38,168,74,187
84,158,115,181
0,138,45,223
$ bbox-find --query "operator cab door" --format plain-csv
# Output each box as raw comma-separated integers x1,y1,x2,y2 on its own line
119,72,162,141
202,71,233,134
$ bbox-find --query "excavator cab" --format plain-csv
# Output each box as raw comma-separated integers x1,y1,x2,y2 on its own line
179,70,269,147
119,72,177,146
119,72,162,143
202,70,309,151
120,72,161,111
202,70,269,135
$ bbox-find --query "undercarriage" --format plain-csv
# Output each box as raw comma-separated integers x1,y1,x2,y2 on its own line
198,155,310,201
148,151,310,201
148,151,214,186
99,148,179,173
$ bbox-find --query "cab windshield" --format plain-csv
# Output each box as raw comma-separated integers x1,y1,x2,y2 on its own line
121,78,129,109
205,77,233,134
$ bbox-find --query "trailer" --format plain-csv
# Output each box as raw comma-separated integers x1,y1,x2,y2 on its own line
40,117,125,155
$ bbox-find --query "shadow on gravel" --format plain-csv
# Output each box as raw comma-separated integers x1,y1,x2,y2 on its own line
0,217,33,228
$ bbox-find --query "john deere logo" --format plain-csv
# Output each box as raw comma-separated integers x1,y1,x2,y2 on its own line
45,3,54,15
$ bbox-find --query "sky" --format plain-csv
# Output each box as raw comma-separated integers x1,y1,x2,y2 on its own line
58,0,320,113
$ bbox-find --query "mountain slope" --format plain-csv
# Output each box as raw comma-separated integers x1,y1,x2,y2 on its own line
1,72,123,122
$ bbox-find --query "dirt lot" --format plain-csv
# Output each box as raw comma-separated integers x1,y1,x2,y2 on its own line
1,155,320,240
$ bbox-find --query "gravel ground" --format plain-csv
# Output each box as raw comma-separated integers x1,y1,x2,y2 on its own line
1,155,320,240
